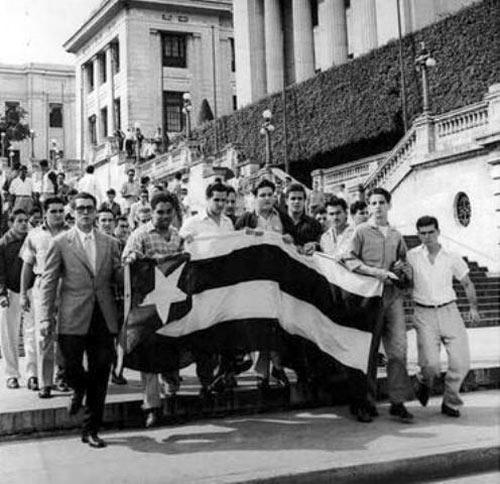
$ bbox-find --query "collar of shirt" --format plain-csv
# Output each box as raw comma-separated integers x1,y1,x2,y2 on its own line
201,209,231,225
144,221,178,237
257,208,280,220
3,229,26,244
75,226,95,245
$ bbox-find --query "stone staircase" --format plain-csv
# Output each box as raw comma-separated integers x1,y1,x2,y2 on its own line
403,235,500,328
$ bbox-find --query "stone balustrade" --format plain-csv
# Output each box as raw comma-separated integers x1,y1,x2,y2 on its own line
435,101,489,138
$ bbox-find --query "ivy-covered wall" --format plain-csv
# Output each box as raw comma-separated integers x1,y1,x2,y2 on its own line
193,0,500,182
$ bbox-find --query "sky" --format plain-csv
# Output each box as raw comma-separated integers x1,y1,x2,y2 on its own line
0,0,103,65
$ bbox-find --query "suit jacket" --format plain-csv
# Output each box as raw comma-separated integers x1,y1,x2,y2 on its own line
38,227,122,335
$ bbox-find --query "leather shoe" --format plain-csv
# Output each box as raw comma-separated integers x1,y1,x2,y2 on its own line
389,403,414,423
144,409,159,428
441,403,460,417
82,432,107,448
416,381,430,407
27,377,39,391
367,404,379,417
271,367,290,387
6,377,20,389
38,386,52,399
111,372,128,385
68,390,85,416
349,403,374,423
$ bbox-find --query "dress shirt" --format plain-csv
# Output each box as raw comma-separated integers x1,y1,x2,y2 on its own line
407,245,469,306
21,223,69,275
40,171,56,197
9,177,33,196
344,221,407,271
75,227,96,273
122,222,181,260
320,223,355,256
179,210,234,239
256,209,283,234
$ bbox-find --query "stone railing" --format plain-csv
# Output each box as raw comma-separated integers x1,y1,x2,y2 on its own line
364,127,417,191
435,101,489,138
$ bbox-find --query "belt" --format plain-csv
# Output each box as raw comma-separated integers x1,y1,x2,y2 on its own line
415,300,455,309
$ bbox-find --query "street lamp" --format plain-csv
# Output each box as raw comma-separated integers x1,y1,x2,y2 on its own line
260,109,275,169
182,92,192,140
415,42,437,114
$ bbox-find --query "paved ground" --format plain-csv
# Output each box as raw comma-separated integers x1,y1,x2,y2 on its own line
1,327,499,414
0,390,498,484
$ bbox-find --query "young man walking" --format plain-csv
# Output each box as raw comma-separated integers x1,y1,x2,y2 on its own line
407,216,479,417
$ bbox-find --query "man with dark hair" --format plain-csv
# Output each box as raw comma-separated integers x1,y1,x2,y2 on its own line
408,216,479,417
56,173,70,204
99,188,122,219
129,189,151,228
0,209,33,390
344,187,413,423
313,206,328,233
235,179,295,388
38,191,122,447
96,209,116,237
38,160,57,203
28,207,43,230
9,165,34,213
350,201,369,226
121,168,139,215
224,185,238,225
114,215,130,252
123,191,182,428
20,196,70,398
321,197,353,256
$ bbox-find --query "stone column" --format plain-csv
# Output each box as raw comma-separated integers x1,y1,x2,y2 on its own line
352,0,378,55
105,45,115,135
264,0,284,95
292,0,315,82
149,29,163,135
92,55,101,144
321,0,348,67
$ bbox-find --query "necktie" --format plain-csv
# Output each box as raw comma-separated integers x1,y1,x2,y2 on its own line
83,234,95,273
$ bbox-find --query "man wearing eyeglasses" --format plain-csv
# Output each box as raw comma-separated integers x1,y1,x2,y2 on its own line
20,197,70,398
38,192,122,448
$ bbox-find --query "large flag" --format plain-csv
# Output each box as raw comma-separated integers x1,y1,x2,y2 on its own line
120,231,383,374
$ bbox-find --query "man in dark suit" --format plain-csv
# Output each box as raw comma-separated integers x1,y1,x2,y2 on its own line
38,192,122,448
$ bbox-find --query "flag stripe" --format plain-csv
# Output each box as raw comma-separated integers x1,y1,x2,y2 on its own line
156,280,371,372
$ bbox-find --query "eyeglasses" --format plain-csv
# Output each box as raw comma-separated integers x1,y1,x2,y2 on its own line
48,209,65,214
75,205,95,213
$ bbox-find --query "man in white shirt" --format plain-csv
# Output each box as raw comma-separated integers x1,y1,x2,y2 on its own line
77,166,103,205
407,216,479,418
320,197,354,257
9,165,34,213
38,159,57,204
180,182,234,396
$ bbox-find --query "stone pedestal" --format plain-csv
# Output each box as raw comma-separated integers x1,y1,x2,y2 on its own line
292,0,315,83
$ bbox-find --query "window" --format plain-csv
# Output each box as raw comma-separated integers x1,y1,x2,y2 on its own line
311,0,318,27
163,91,184,133
98,51,107,84
232,95,238,111
162,33,187,68
87,62,94,92
454,192,471,227
88,115,97,145
100,106,108,138
111,41,120,73
114,98,121,131
229,37,236,72
49,103,63,128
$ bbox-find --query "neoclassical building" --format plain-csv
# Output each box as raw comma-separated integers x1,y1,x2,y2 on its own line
64,0,236,165
234,0,481,107
0,62,76,166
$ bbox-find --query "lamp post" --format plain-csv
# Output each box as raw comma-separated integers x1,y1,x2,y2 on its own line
260,109,275,169
134,121,141,164
415,42,436,114
29,129,35,160
182,92,192,140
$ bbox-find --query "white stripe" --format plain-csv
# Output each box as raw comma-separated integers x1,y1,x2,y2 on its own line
187,232,382,298
156,280,371,372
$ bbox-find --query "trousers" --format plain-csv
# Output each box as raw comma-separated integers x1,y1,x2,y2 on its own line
414,303,470,409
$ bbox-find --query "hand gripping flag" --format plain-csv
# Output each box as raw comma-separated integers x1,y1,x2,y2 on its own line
120,231,383,374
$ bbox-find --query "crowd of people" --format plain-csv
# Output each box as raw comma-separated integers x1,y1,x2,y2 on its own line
0,159,479,448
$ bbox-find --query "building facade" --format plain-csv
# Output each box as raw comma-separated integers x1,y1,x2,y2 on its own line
234,0,481,107
64,0,236,165
0,62,76,166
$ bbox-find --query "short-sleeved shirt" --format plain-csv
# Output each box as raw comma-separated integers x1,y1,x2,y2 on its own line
256,209,283,234
345,221,406,271
9,177,33,196
320,224,355,256
121,181,140,200
122,221,181,260
21,223,69,275
179,210,234,239
407,245,469,306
